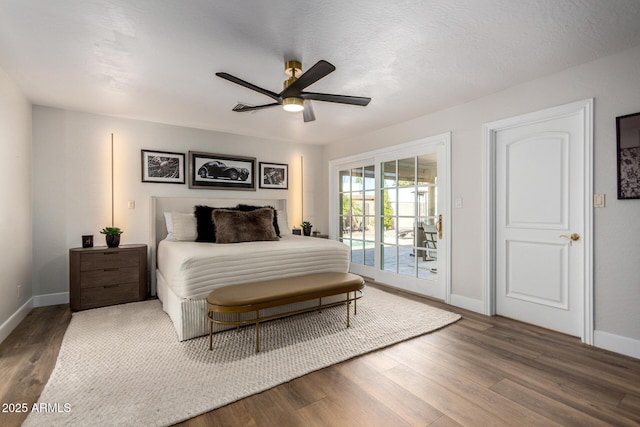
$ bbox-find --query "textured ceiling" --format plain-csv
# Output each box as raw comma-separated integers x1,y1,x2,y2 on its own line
1,0,640,144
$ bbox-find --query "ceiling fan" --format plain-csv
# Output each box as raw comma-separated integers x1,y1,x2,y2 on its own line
216,60,371,122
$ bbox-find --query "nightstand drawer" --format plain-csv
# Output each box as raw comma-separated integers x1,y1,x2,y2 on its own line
80,282,140,309
80,267,139,288
80,251,139,271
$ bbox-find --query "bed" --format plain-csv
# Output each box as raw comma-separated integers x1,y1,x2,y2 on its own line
150,196,350,341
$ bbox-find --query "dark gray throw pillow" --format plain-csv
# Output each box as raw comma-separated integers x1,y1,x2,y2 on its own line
213,208,279,243
235,204,280,237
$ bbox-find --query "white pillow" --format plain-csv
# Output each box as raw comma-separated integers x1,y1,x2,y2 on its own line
277,209,291,235
164,212,174,233
171,211,197,241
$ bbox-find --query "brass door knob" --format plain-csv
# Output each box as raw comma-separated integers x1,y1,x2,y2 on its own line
559,233,580,241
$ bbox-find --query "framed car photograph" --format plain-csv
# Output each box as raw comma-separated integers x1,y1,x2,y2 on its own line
189,151,256,190
141,150,185,184
259,162,288,189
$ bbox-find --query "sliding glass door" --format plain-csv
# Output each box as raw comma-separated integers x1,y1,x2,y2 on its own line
331,134,450,300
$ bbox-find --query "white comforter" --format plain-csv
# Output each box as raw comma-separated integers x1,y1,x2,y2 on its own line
157,235,350,299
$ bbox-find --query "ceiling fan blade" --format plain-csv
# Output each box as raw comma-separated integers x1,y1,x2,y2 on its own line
216,72,281,102
280,60,336,98
299,91,371,106
303,100,316,122
232,102,280,112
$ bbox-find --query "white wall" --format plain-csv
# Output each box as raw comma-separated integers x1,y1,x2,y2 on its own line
324,45,640,351
31,108,324,300
0,66,32,342
12,45,640,357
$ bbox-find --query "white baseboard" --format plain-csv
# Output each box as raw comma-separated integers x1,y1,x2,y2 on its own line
594,330,640,360
0,298,33,344
33,291,69,307
0,292,70,345
449,293,484,314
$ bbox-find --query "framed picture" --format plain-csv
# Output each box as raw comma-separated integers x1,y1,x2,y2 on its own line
259,162,288,189
189,151,256,190
616,112,640,199
141,150,185,184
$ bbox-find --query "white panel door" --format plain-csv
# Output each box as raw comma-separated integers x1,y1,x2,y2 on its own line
495,113,585,336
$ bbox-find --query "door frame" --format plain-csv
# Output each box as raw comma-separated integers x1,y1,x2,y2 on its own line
482,99,594,344
328,132,452,303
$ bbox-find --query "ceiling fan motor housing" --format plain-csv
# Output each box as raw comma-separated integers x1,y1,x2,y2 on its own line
284,60,302,77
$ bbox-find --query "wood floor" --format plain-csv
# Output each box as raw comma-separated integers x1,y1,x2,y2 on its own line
1,285,639,427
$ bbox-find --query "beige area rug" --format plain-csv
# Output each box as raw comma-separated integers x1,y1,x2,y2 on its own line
24,286,460,427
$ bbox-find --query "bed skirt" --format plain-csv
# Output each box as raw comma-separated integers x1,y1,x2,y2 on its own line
156,269,347,341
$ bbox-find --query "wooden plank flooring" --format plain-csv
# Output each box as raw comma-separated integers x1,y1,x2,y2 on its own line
0,305,71,427
1,284,639,426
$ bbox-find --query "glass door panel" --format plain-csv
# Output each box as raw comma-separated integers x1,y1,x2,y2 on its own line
382,160,397,187
398,157,415,186
364,165,375,190
363,216,375,266
418,153,437,185
350,167,364,264
361,165,375,266
381,244,396,273
338,164,375,267
339,170,350,192
397,215,415,277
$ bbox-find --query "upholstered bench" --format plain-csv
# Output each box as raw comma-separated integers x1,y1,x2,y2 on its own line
207,272,365,352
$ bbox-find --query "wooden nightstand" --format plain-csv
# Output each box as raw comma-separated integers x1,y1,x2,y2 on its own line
69,244,147,311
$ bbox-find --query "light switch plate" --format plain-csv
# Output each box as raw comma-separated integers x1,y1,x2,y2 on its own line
593,193,605,208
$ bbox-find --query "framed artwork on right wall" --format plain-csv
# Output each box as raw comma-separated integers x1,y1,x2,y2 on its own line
616,112,640,199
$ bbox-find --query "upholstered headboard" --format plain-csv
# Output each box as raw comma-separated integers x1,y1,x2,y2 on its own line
149,196,288,295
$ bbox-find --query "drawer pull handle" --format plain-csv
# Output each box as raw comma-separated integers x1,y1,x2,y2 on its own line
103,284,120,289
104,268,119,272
102,252,118,256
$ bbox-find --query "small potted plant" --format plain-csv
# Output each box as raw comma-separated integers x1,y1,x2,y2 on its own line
301,221,312,236
100,227,123,248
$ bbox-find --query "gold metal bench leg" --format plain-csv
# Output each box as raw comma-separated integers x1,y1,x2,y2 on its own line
354,290,357,315
346,292,350,328
255,310,260,353
209,312,213,351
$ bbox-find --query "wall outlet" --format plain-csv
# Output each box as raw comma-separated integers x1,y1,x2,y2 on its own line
128,200,135,209
17,284,21,299
455,197,463,209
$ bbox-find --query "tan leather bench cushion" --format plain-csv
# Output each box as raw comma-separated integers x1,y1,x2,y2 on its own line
207,272,364,309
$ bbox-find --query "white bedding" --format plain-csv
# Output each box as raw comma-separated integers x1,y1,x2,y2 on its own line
157,234,350,300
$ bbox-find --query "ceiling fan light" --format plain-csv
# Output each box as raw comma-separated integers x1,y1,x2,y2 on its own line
283,97,304,112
